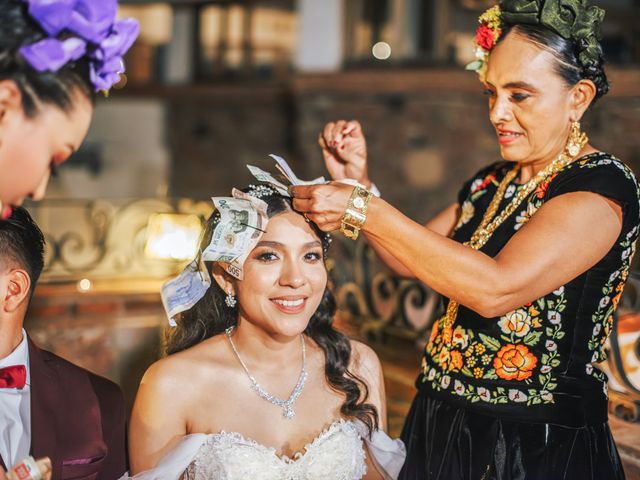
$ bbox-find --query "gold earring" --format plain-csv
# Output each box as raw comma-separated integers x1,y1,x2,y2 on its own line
566,121,588,157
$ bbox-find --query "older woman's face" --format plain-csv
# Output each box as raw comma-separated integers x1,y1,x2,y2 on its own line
484,31,574,164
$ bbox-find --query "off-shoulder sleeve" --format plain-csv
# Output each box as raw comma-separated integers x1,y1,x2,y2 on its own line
119,434,207,480
354,422,407,480
545,155,640,236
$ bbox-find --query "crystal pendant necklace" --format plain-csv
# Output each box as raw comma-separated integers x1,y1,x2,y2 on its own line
225,326,307,419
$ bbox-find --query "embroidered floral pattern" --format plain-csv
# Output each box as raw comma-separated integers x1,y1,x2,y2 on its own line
421,154,640,407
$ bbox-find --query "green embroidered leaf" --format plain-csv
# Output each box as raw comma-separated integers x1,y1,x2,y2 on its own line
555,331,565,340
500,335,512,343
461,366,473,377
532,396,542,405
484,368,498,380
497,387,505,394
497,397,508,404
479,333,501,351
538,375,547,385
546,300,555,309
547,382,557,390
546,327,554,336
541,354,550,364
524,331,543,346
537,298,546,310
550,359,561,367
470,396,480,403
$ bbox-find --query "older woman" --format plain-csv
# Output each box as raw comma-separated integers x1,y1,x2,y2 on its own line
0,0,138,219
290,1,637,479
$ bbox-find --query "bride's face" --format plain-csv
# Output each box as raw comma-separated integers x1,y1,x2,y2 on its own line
235,210,327,337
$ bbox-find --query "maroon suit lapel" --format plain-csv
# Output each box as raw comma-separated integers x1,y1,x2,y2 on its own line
28,337,62,479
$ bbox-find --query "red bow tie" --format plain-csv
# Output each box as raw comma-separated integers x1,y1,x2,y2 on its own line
0,365,27,389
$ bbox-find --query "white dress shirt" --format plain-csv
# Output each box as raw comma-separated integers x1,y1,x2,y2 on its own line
0,329,31,469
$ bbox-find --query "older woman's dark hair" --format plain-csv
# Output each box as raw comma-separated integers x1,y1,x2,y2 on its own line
503,23,608,103
0,0,94,116
166,190,379,435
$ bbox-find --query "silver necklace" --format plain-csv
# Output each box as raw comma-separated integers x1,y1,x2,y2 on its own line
225,327,307,419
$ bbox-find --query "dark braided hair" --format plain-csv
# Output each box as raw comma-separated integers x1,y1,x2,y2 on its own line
0,0,95,116
502,23,608,104
166,188,379,435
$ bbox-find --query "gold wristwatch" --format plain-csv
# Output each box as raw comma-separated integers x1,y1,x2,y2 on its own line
340,185,373,240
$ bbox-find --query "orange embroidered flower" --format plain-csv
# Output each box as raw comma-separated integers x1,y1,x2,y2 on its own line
493,344,538,381
450,350,463,370
437,348,450,368
442,326,453,344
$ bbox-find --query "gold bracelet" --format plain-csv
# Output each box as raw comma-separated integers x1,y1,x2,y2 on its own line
340,185,373,240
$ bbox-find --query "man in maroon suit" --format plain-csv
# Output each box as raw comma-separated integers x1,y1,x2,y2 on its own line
0,207,126,479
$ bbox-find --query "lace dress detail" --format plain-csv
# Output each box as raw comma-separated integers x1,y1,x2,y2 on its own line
184,420,367,480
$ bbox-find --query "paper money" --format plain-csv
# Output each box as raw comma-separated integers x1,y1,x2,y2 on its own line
161,255,211,326
202,193,268,265
269,154,325,185
247,155,325,192
246,165,290,196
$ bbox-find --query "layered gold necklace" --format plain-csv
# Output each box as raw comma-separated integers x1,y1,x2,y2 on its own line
441,123,588,341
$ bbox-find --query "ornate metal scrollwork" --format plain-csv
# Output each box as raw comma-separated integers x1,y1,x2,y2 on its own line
330,238,441,345
606,272,640,422
28,198,213,282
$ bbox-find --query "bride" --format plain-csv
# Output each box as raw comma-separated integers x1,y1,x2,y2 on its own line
127,185,406,479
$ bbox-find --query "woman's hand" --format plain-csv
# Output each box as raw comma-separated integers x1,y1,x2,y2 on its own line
319,120,370,186
290,182,356,232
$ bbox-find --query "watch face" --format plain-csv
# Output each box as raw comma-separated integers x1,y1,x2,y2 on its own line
353,197,365,209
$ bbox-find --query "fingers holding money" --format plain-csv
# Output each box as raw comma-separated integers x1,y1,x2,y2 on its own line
290,183,353,232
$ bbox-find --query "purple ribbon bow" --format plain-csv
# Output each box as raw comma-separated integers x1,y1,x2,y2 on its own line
18,0,139,92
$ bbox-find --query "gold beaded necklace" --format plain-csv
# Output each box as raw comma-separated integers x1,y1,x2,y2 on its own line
442,122,588,341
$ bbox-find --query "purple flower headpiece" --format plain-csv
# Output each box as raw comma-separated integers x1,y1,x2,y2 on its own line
18,0,140,93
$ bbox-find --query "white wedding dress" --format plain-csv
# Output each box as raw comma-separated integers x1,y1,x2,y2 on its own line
124,419,405,480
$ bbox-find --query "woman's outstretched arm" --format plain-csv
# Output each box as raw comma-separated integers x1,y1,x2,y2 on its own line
291,183,622,317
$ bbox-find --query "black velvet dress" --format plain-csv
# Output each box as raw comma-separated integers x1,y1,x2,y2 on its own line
400,153,639,480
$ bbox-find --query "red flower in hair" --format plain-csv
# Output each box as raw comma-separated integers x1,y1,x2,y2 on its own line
476,23,497,51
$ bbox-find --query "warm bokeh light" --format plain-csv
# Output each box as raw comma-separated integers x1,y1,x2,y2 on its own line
144,214,202,261
77,278,92,292
372,41,391,60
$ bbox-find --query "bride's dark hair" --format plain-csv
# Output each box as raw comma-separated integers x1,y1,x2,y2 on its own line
166,188,379,434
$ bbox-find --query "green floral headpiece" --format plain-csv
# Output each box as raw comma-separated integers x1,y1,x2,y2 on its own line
466,0,605,81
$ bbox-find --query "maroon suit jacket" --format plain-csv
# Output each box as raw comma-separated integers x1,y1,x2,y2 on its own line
0,338,127,479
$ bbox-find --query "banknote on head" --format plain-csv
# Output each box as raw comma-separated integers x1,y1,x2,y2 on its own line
269,154,325,185
202,192,269,280
161,255,211,326
246,165,290,196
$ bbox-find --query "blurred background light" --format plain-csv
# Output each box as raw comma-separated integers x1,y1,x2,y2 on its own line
144,213,202,261
372,41,391,60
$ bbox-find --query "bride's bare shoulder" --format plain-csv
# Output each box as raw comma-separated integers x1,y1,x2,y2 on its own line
348,340,384,390
141,334,232,393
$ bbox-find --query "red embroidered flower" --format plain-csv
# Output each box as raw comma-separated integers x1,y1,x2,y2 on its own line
471,173,496,194
476,23,496,51
534,173,558,198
